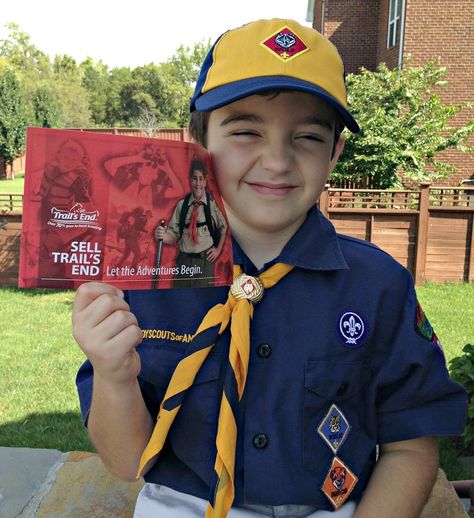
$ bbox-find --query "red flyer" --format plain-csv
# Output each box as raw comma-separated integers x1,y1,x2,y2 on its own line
19,128,233,290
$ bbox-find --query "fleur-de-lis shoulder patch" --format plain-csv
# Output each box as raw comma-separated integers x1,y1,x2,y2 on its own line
336,311,369,349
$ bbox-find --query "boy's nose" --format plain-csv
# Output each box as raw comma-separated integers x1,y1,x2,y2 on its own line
260,140,295,175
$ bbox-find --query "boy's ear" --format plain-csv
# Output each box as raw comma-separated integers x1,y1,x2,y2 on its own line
329,133,345,174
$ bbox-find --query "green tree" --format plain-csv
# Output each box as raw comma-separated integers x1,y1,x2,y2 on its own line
0,69,28,179
0,23,51,80
51,54,91,127
53,54,80,80
32,85,60,128
332,60,474,188
163,41,211,127
167,41,211,86
80,57,109,126
103,66,133,126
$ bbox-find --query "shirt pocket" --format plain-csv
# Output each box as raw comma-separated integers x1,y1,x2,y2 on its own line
169,355,221,461
303,360,369,473
139,342,222,461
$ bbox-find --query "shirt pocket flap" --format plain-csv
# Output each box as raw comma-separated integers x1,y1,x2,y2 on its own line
138,345,220,388
304,360,369,401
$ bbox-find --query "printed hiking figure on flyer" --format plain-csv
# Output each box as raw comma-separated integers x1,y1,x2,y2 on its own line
155,158,228,287
103,144,186,209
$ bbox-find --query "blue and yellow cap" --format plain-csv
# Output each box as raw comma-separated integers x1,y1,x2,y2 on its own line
190,18,359,133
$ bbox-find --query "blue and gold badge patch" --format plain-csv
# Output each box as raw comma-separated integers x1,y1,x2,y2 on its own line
321,457,358,509
318,404,351,454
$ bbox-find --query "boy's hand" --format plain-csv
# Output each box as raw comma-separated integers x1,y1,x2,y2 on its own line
207,245,222,263
72,282,143,386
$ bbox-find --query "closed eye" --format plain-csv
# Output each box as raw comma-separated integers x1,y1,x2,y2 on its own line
230,130,262,138
297,134,325,143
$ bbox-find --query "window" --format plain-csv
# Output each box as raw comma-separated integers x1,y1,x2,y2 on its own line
387,0,400,48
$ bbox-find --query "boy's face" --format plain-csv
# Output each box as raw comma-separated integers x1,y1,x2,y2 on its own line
206,91,344,237
191,169,206,201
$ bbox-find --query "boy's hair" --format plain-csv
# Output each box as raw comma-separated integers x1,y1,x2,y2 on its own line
189,18,359,134
188,158,207,179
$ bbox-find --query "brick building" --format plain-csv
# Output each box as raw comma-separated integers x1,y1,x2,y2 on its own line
309,0,474,185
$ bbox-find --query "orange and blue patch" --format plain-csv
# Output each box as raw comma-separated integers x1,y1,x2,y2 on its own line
321,457,358,509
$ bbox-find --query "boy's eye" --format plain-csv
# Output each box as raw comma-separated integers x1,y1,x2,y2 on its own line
297,133,325,143
231,130,260,137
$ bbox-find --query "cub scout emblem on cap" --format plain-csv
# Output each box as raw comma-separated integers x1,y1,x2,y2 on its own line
318,404,351,454
321,457,358,509
261,26,309,61
337,311,368,348
230,274,264,304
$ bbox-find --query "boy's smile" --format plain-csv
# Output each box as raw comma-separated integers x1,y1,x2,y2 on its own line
207,91,344,242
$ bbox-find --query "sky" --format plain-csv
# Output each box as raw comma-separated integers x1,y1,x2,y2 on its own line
0,0,312,69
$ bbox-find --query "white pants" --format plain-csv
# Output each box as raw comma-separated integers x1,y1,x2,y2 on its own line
134,483,357,518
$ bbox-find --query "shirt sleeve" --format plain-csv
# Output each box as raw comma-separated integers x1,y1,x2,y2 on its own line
373,271,467,444
210,199,227,234
166,198,185,241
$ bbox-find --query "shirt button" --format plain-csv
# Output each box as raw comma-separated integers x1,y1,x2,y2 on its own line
336,383,348,397
257,344,272,358
252,433,269,449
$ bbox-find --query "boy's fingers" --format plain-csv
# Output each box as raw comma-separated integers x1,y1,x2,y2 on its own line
73,282,124,315
76,293,132,331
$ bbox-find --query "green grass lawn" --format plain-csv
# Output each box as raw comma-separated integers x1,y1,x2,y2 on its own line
0,173,25,194
0,283,473,480
0,287,93,452
416,282,474,363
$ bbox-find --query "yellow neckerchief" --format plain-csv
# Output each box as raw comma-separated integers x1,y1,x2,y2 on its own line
137,262,295,517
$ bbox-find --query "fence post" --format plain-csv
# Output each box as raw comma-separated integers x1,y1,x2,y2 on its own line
468,213,474,282
319,184,330,218
414,182,430,285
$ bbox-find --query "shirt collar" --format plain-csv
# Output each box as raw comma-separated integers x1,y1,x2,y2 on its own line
190,193,208,205
232,205,349,274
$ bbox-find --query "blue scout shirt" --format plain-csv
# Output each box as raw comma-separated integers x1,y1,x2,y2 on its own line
76,205,467,511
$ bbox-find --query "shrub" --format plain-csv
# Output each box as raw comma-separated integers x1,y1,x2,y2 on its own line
449,344,474,448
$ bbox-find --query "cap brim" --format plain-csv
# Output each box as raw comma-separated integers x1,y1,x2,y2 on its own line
192,76,360,133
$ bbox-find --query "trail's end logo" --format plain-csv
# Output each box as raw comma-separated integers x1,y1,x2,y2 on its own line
49,203,102,230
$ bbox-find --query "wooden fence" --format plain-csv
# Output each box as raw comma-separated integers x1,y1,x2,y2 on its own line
0,194,22,286
319,183,474,284
1,184,473,286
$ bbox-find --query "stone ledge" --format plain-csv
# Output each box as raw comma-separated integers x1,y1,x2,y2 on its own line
0,448,144,518
33,451,143,518
420,469,469,518
0,447,469,517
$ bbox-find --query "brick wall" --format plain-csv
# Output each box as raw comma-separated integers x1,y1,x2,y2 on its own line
313,0,324,32
402,0,474,185
314,0,474,185
376,0,400,69
316,0,380,73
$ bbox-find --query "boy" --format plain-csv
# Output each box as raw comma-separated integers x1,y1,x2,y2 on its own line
73,18,466,518
155,159,227,288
